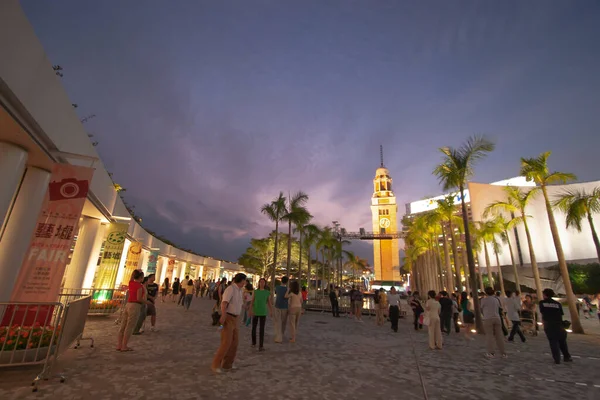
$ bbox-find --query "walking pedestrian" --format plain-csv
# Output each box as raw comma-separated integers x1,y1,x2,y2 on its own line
539,288,572,364
211,273,247,373
425,290,442,350
243,282,254,327
161,277,169,303
481,287,507,359
171,278,180,302
329,284,340,318
506,290,526,343
178,276,189,306
144,273,159,332
439,291,453,335
251,278,273,351
388,287,400,332
352,286,364,322
451,293,461,333
378,288,388,326
285,281,303,343
460,292,475,339
273,276,289,343
410,292,424,331
117,270,144,352
183,276,194,310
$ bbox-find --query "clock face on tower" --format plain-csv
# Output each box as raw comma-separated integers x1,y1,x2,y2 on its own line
379,217,391,229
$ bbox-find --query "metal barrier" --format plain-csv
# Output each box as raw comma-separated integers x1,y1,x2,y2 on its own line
60,288,126,317
0,295,92,392
305,296,409,318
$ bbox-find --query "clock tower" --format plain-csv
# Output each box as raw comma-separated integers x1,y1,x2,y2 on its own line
370,147,401,282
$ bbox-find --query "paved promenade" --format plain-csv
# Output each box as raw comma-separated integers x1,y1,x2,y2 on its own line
1,297,600,400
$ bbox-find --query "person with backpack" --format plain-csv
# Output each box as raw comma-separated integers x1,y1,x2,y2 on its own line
211,277,227,325
171,278,180,302
410,291,424,330
373,289,381,324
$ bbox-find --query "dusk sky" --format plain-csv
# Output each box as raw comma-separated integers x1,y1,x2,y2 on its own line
21,1,600,264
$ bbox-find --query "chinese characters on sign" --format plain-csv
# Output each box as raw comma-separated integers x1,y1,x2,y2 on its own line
93,222,129,290
2,164,94,326
121,241,142,286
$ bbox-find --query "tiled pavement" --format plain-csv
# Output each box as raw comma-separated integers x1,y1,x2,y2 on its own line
1,297,600,400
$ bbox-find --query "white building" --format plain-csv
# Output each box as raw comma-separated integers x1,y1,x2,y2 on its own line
0,0,242,303
405,176,600,292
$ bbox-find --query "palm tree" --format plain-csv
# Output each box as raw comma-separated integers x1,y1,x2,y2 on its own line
521,152,582,333
261,192,287,291
485,186,542,299
282,191,309,278
435,195,463,291
304,224,321,294
476,220,496,289
486,213,522,291
293,212,313,283
343,250,368,284
554,187,600,262
316,226,334,297
433,136,494,333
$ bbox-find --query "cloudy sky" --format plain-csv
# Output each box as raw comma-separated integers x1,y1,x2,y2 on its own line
21,1,600,264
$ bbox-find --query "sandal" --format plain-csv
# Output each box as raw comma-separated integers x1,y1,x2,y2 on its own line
121,347,134,352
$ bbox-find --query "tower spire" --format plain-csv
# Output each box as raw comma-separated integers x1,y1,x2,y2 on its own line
380,145,384,167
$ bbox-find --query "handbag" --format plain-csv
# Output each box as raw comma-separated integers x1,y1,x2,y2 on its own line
422,314,430,326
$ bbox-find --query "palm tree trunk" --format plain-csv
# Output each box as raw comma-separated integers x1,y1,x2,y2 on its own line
449,221,461,290
494,249,506,296
307,245,312,294
460,190,483,333
522,214,543,301
442,227,454,291
483,241,494,289
433,240,444,291
542,186,584,334
505,231,521,291
286,220,292,277
462,246,470,294
475,250,484,292
272,222,279,293
298,231,303,282
587,212,600,262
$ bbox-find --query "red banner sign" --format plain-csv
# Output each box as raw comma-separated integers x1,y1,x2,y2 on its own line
2,164,94,326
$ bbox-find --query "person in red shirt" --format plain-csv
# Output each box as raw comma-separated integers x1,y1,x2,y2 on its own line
117,269,144,352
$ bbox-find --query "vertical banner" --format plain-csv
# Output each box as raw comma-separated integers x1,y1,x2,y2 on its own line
147,250,159,274
184,262,192,277
166,259,175,281
93,223,128,290
121,242,142,286
3,164,94,326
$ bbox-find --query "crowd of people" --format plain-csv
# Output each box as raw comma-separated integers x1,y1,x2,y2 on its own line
115,269,595,371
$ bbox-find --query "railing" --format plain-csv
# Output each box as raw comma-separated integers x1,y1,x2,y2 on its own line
60,288,126,317
305,296,410,317
0,295,92,392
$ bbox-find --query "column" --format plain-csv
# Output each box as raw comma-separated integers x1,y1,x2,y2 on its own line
139,250,148,274
0,167,51,302
0,142,28,234
156,257,165,283
63,217,103,289
82,223,106,288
